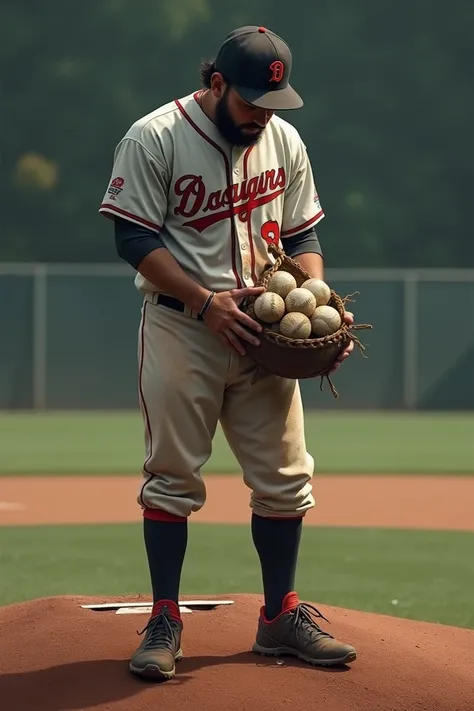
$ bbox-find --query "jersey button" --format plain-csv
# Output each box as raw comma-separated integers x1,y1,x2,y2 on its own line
244,272,251,280
234,167,239,175
241,244,247,250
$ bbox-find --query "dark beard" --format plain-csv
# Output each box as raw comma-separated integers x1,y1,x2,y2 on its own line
215,90,264,147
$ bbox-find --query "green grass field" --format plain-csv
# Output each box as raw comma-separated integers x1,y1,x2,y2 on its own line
1,410,473,475
0,523,472,628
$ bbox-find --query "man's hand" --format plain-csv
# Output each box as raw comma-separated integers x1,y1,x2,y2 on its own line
330,310,355,371
202,287,265,355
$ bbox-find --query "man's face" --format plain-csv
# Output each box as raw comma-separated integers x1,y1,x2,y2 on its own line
215,87,274,147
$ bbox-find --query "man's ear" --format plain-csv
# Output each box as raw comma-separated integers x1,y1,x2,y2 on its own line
210,72,227,99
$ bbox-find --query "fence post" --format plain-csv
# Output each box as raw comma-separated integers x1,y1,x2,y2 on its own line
32,264,48,410
402,272,418,409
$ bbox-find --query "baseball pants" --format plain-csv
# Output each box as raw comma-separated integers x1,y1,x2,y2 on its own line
137,293,315,519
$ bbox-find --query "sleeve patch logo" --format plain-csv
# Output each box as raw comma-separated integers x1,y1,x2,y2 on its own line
108,176,124,201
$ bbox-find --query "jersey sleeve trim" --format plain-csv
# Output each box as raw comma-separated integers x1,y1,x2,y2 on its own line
99,204,162,233
281,210,324,237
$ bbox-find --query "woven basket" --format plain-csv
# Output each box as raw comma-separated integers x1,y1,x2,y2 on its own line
240,244,372,396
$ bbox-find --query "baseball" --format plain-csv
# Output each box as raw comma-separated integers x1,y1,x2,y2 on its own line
266,270,297,298
301,278,331,306
253,291,285,323
279,312,312,339
285,287,317,317
310,305,342,336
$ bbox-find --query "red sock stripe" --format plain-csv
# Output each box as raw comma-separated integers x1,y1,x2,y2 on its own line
143,508,187,523
151,599,182,623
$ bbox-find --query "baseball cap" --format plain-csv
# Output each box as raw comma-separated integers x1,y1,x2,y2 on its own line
214,25,303,110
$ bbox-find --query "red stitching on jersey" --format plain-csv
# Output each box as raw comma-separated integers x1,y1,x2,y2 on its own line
175,98,242,289
243,145,258,283
281,210,324,237
99,204,162,232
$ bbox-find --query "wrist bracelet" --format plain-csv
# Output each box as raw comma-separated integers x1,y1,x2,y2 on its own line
199,291,215,318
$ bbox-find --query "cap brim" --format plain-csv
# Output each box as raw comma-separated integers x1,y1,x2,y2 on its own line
234,83,304,110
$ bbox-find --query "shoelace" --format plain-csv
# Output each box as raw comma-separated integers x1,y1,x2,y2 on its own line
137,608,177,650
293,602,334,640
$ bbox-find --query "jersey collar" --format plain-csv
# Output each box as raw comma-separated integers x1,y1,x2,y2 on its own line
175,91,238,156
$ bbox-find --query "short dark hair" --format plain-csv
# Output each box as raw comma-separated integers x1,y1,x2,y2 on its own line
200,59,216,88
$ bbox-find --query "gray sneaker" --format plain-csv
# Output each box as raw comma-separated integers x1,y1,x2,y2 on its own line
252,593,357,667
129,603,183,681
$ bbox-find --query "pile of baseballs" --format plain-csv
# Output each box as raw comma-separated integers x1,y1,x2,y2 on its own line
253,271,342,340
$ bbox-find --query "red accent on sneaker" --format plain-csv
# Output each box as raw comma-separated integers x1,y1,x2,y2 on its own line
281,591,300,613
261,591,300,623
151,599,182,624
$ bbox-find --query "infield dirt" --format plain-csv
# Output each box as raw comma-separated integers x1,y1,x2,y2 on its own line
1,593,473,711
1,474,473,529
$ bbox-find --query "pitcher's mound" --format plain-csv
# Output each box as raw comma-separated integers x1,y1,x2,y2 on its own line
1,593,472,711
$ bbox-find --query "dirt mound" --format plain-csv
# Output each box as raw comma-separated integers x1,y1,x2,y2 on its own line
0,594,472,711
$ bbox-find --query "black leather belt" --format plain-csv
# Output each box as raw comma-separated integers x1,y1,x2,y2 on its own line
156,294,203,321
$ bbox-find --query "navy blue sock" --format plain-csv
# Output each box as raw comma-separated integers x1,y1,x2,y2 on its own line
143,516,188,605
251,513,303,620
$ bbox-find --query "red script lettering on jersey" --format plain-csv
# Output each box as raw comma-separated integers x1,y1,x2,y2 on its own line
174,168,286,233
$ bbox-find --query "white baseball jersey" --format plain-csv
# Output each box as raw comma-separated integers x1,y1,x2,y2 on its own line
99,91,324,294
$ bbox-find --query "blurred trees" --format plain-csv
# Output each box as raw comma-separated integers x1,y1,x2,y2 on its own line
1,0,472,266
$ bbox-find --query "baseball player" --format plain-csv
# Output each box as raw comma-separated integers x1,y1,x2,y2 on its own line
99,25,356,681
